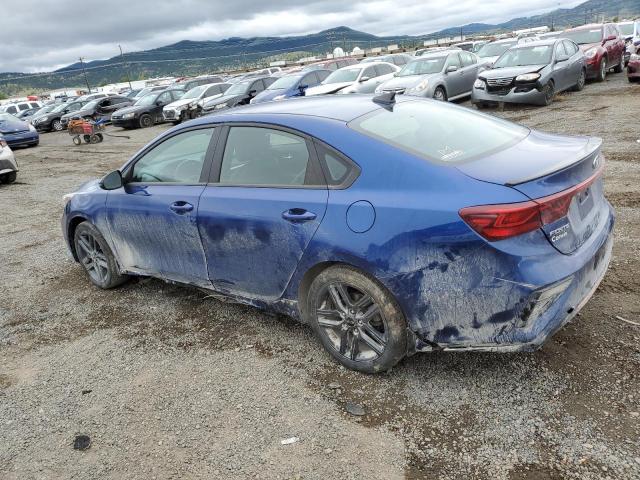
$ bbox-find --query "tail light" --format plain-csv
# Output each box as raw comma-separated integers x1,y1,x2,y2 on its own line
460,161,604,241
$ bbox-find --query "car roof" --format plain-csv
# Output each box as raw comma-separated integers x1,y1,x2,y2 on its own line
491,38,519,44
417,50,457,58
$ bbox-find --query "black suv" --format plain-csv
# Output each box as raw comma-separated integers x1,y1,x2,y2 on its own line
111,89,184,129
60,96,133,128
202,76,276,113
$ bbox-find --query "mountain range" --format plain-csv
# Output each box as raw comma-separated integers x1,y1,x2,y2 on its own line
0,0,638,96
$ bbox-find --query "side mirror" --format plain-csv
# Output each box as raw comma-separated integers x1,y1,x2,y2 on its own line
298,84,309,91
359,76,370,82
248,89,257,97
100,170,123,190
155,100,163,106
446,65,459,73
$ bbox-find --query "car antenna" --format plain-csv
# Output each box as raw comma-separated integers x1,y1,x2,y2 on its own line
372,91,396,108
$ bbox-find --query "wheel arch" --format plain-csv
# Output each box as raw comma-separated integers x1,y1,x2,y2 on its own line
67,215,89,261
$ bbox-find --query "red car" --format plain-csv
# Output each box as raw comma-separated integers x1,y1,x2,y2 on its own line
628,51,640,82
563,24,626,81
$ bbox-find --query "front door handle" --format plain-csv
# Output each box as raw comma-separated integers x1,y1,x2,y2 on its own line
170,201,194,214
282,208,317,223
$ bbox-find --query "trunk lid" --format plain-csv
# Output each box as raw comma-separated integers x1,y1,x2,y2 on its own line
457,130,606,254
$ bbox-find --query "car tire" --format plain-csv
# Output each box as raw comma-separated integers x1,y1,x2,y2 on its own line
307,265,408,373
51,119,64,131
433,86,447,102
73,222,129,289
572,68,586,91
596,58,607,82
1,171,17,184
139,114,153,128
613,54,624,73
542,81,556,106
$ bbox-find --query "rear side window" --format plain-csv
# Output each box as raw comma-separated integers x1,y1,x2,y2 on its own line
349,101,529,164
7,106,17,114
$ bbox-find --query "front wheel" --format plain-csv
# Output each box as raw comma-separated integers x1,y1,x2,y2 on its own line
1,171,17,184
74,222,129,289
542,81,555,106
308,266,408,373
139,114,153,128
433,86,447,102
51,119,64,131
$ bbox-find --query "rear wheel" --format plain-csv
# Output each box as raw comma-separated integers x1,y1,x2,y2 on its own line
1,171,17,184
613,54,624,73
51,119,63,131
308,266,408,373
139,114,153,128
542,81,555,106
433,86,447,102
596,58,607,82
73,222,128,289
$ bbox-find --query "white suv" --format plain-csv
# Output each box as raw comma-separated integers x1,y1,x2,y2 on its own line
0,101,42,115
0,137,18,184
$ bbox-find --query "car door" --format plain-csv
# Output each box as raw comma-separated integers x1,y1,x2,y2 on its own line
458,51,480,94
152,91,174,123
197,125,328,300
105,127,218,285
444,53,465,97
563,40,582,84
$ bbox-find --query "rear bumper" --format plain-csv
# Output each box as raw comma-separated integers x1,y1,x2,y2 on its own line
472,85,547,106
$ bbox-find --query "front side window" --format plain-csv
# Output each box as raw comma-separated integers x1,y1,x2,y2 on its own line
445,53,462,69
131,128,215,183
362,66,377,79
349,100,529,164
460,51,476,66
220,127,311,186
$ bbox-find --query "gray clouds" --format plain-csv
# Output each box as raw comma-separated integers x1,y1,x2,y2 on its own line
1,0,584,72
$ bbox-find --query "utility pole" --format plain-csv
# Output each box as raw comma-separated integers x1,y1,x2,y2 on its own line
78,57,91,93
118,45,133,90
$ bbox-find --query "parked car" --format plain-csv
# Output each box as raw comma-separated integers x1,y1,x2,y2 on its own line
618,20,640,64
111,89,184,129
201,77,276,113
0,113,39,148
452,40,488,53
375,50,481,101
60,96,134,128
0,100,42,115
250,71,331,104
306,62,400,96
174,75,223,92
196,83,233,108
133,86,168,99
76,93,109,102
61,94,614,373
475,38,519,66
562,24,625,81
16,107,41,121
31,100,89,132
163,83,231,123
361,53,413,67
628,52,640,82
302,57,359,71
0,136,18,184
472,39,586,107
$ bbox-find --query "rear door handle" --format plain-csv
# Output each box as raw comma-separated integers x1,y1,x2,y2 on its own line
170,201,194,214
282,208,317,223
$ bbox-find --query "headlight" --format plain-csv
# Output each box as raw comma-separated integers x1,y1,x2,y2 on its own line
515,73,541,82
33,117,45,124
474,78,486,89
122,112,135,119
29,124,36,132
273,94,286,101
584,47,597,59
214,103,228,110
410,79,429,93
62,192,77,205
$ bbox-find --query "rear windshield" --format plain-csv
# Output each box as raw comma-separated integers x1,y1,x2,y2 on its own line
348,100,529,164
562,28,603,44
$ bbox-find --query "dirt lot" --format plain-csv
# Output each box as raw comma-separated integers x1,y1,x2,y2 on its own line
1,73,639,480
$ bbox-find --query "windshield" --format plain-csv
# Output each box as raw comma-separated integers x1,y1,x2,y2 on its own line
349,100,528,164
323,68,361,84
135,94,157,106
494,45,553,67
619,23,634,36
562,28,603,44
182,85,207,99
476,41,518,58
225,81,251,95
268,75,302,90
398,57,446,76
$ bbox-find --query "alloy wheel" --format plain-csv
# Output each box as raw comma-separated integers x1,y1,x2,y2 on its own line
315,282,388,362
433,88,447,101
578,70,586,89
600,60,607,80
76,231,110,284
52,120,63,131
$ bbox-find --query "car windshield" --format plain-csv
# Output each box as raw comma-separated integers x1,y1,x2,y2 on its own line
619,23,634,36
562,28,603,44
494,45,553,67
476,41,517,58
135,94,157,106
225,81,251,95
181,85,208,99
349,100,528,164
323,68,361,84
398,57,446,76
268,75,302,90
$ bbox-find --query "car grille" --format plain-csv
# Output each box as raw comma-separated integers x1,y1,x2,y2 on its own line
164,110,176,119
486,77,514,95
383,87,406,94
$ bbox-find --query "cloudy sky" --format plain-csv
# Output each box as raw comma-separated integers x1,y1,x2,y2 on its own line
2,0,584,73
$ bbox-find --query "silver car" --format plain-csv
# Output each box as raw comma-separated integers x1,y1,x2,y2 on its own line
305,62,399,96
472,39,586,107
0,137,18,184
375,50,482,101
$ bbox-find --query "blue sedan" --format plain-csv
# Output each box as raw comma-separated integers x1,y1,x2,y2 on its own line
0,113,39,148
61,94,614,373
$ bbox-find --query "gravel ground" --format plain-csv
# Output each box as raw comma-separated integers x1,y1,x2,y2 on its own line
1,72,639,479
